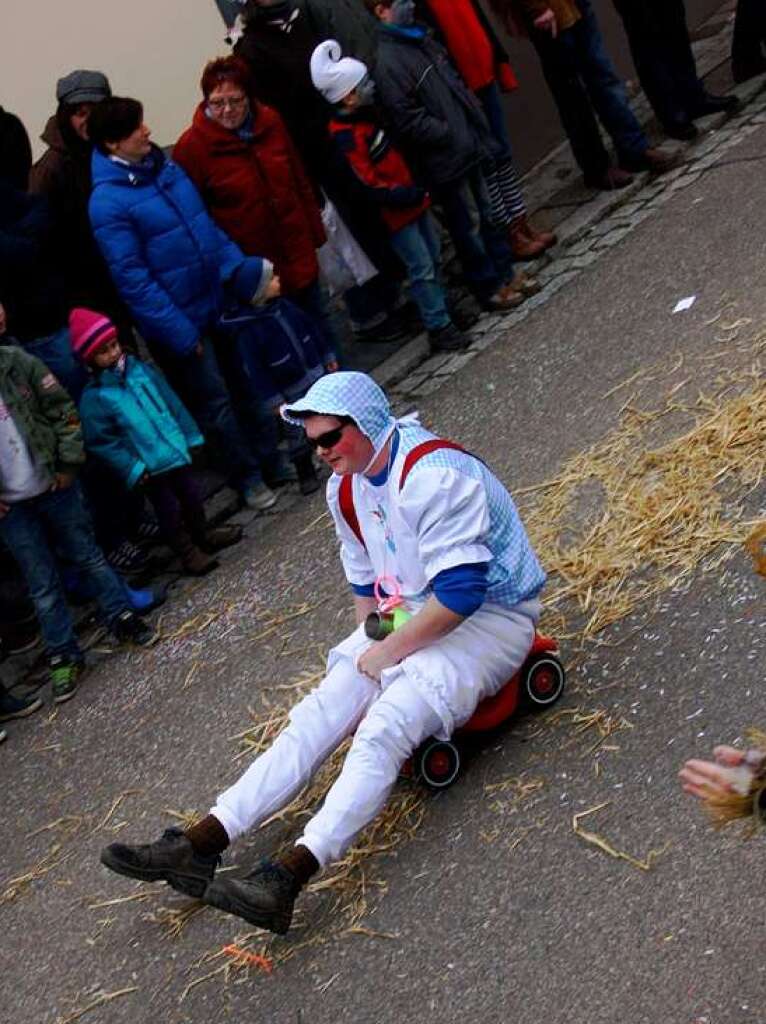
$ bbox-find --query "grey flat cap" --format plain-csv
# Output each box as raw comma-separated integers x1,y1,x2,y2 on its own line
56,70,112,106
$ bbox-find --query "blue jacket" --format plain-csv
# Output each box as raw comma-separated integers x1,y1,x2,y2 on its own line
89,146,267,357
221,297,334,409
79,355,203,488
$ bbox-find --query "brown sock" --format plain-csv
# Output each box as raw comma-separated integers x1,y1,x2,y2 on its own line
277,843,319,886
184,814,230,857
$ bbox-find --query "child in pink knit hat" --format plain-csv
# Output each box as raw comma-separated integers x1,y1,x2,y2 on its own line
71,308,241,576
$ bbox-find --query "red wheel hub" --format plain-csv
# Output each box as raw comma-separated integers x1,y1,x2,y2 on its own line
533,668,556,695
428,750,452,777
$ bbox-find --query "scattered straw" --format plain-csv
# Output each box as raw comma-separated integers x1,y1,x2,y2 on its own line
93,789,142,833
54,986,138,1024
0,842,71,905
572,802,669,872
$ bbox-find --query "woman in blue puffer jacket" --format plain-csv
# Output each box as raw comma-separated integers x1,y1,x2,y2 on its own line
86,97,286,513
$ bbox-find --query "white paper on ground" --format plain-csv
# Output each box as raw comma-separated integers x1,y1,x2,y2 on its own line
672,295,697,313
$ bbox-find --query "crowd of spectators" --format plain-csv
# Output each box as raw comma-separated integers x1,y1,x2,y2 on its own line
0,0,759,738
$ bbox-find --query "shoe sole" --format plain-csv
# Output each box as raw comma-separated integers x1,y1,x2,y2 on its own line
204,880,292,934
0,696,44,721
53,688,77,704
99,848,210,899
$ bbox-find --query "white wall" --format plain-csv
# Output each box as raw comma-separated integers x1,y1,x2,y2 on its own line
1,0,228,158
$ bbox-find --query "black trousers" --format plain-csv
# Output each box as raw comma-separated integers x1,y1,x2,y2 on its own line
732,0,766,74
612,0,706,128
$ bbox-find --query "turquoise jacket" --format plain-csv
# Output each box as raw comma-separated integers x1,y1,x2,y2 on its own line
79,356,203,488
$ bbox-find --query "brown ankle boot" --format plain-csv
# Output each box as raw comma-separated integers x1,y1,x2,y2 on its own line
519,214,557,250
510,269,542,298
175,530,219,576
508,216,547,261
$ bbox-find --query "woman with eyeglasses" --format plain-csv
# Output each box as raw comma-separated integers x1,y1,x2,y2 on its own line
174,56,342,367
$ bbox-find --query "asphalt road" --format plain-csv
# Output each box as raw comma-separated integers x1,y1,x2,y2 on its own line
2,116,765,1024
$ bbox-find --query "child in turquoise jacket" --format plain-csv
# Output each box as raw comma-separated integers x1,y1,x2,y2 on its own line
72,308,241,575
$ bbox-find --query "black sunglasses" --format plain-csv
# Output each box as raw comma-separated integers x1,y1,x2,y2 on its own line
307,423,350,451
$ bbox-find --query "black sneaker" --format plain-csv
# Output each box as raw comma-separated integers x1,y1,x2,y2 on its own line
132,518,162,548
111,610,158,647
428,322,471,353
100,827,219,898
106,540,150,577
0,690,44,721
204,858,299,934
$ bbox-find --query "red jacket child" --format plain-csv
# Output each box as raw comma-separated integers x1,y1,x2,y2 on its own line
328,110,430,234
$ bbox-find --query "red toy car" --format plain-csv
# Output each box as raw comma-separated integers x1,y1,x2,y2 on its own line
410,633,566,789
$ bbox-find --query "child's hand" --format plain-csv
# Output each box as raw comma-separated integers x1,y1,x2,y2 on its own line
265,275,281,301
325,361,340,373
51,471,75,491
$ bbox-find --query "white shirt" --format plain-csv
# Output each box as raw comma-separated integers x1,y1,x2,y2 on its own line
0,398,51,503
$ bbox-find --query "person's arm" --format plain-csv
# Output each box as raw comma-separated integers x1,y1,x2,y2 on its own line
357,466,493,681
79,391,146,488
357,594,465,680
374,65,452,149
90,195,199,356
144,363,204,448
23,350,85,479
333,126,426,208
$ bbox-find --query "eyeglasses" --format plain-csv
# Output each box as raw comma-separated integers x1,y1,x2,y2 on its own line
307,424,349,451
208,95,248,111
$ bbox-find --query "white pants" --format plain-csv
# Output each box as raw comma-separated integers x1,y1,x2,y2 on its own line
211,600,539,867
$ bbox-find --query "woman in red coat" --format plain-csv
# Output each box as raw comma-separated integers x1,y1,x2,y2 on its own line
174,56,340,360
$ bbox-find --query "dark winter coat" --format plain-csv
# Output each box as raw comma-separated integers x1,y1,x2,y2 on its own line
299,0,379,66
0,106,32,190
79,356,203,488
174,103,325,295
221,297,331,409
0,182,69,343
29,115,126,318
89,146,265,357
372,24,496,187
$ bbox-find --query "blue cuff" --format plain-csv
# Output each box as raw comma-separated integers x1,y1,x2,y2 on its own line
351,582,376,597
431,562,489,617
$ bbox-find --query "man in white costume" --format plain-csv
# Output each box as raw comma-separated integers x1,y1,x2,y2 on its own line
101,372,546,934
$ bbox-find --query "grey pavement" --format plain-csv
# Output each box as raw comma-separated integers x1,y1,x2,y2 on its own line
3,41,766,1024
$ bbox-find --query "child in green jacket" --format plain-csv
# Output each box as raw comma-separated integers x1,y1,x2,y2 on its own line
0,343,154,702
72,308,241,576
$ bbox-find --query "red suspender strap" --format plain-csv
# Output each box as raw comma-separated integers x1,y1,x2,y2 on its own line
338,439,469,550
338,473,366,549
398,439,467,490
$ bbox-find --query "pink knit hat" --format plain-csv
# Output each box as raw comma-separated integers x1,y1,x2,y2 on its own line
69,307,117,363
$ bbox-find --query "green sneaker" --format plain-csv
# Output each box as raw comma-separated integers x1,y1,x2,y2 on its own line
49,656,82,703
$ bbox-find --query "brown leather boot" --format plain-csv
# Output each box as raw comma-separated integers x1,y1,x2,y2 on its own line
509,269,542,298
519,214,557,251
175,530,219,576
508,217,547,261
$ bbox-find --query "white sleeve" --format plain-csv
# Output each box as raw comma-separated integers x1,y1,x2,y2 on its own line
326,475,376,588
398,467,492,581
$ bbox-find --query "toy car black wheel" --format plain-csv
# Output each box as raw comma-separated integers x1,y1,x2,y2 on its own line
417,739,461,790
521,655,565,710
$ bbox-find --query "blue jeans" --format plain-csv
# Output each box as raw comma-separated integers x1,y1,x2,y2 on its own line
435,168,514,303
476,80,514,163
23,326,87,404
532,0,647,176
0,483,128,660
152,336,264,490
390,212,450,331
